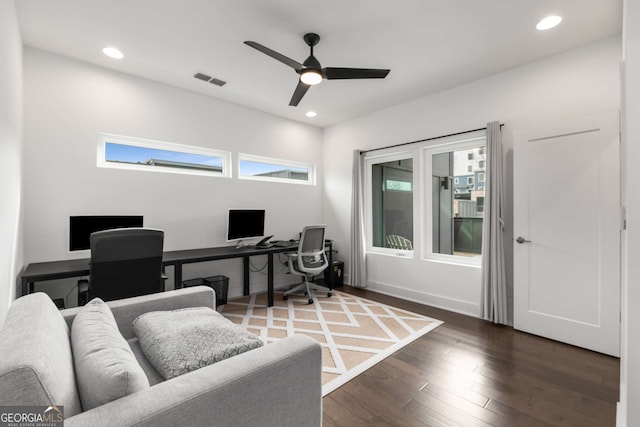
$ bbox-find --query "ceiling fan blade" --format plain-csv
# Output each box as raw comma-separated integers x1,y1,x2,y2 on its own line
323,67,390,80
244,41,303,71
289,80,310,106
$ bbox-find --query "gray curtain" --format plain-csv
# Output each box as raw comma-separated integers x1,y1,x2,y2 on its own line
481,121,507,323
350,150,367,288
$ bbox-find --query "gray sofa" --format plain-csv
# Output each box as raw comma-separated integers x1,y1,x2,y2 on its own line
0,286,322,426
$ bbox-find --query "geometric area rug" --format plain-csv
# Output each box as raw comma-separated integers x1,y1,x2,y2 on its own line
219,289,443,396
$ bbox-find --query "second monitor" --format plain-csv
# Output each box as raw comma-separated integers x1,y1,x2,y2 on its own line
226,209,265,245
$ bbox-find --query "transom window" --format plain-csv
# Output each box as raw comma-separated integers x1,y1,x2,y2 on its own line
97,133,231,178
238,154,315,185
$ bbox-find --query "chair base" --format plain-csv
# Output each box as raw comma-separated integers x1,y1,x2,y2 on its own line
283,279,332,304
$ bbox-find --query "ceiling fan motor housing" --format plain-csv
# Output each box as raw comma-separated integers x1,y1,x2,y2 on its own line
303,33,320,47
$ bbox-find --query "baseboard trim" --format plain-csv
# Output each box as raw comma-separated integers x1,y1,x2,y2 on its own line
616,401,625,427
365,279,480,318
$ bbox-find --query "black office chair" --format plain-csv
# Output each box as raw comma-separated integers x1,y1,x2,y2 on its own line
78,228,166,305
283,225,331,304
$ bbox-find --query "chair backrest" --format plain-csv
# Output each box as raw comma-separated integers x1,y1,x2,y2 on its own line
89,228,164,302
297,225,328,275
386,234,413,250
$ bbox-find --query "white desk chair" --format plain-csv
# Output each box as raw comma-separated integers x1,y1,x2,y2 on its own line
283,225,332,304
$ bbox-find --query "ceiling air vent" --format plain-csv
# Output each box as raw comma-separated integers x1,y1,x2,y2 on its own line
194,72,211,82
209,78,226,87
193,72,226,87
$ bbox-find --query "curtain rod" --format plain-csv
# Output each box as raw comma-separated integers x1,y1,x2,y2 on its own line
360,123,504,154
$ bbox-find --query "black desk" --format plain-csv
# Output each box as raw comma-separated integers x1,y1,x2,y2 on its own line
20,241,331,308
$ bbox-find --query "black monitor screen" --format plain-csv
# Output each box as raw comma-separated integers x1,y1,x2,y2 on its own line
69,215,144,251
227,209,265,241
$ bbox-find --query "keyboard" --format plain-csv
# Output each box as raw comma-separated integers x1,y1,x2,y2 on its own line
273,240,297,247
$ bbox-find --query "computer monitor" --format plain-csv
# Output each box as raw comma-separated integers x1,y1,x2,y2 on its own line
226,209,265,243
69,215,144,251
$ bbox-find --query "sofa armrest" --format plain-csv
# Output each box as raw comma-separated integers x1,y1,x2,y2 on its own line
60,286,215,339
65,335,322,427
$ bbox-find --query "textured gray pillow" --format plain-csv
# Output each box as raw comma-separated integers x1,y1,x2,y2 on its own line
132,307,263,380
71,298,150,410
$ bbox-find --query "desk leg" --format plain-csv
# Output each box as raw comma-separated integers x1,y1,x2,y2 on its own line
174,263,182,290
267,252,274,307
21,278,32,296
243,256,250,296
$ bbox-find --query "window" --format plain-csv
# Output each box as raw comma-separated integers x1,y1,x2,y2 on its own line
367,155,413,251
479,160,485,169
238,154,314,185
363,130,485,263
479,147,485,155
426,137,486,261
478,172,485,183
98,133,231,178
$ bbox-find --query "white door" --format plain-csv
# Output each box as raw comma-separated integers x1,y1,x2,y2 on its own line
513,112,620,356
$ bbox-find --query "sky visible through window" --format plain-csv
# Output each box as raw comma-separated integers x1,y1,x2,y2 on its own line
105,143,223,167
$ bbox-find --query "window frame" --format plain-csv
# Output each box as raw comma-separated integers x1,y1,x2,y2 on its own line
364,150,415,256
237,153,315,185
422,135,486,266
97,133,232,178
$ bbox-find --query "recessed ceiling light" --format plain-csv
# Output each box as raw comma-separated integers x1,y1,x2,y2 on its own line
102,47,124,59
536,15,562,31
305,111,317,118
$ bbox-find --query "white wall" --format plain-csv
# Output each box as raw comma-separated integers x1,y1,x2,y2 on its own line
620,0,640,424
323,37,621,318
0,0,23,325
22,48,323,303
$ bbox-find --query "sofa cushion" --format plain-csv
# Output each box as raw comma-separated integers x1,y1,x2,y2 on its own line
132,307,263,380
0,293,82,416
127,338,164,386
71,298,150,410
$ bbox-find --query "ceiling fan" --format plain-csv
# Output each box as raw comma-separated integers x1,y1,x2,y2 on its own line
244,33,390,107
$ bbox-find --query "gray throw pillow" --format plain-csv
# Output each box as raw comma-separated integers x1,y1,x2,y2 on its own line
71,298,150,410
132,307,263,380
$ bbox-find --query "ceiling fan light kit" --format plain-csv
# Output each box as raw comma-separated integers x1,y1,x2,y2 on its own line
244,32,390,106
300,69,322,85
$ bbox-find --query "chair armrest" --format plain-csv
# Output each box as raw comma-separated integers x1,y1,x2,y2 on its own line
60,286,215,339
65,335,322,427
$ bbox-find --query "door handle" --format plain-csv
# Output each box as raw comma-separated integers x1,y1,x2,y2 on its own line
516,237,531,244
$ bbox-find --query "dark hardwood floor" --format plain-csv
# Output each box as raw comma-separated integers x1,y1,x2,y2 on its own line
323,287,620,427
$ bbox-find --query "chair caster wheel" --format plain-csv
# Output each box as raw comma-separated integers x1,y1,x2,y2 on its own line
328,292,332,297
308,299,313,304
283,295,289,301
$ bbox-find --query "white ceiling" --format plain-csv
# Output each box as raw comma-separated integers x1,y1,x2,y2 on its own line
15,0,622,128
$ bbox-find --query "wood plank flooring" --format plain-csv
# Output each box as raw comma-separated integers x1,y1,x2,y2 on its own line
323,287,619,427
